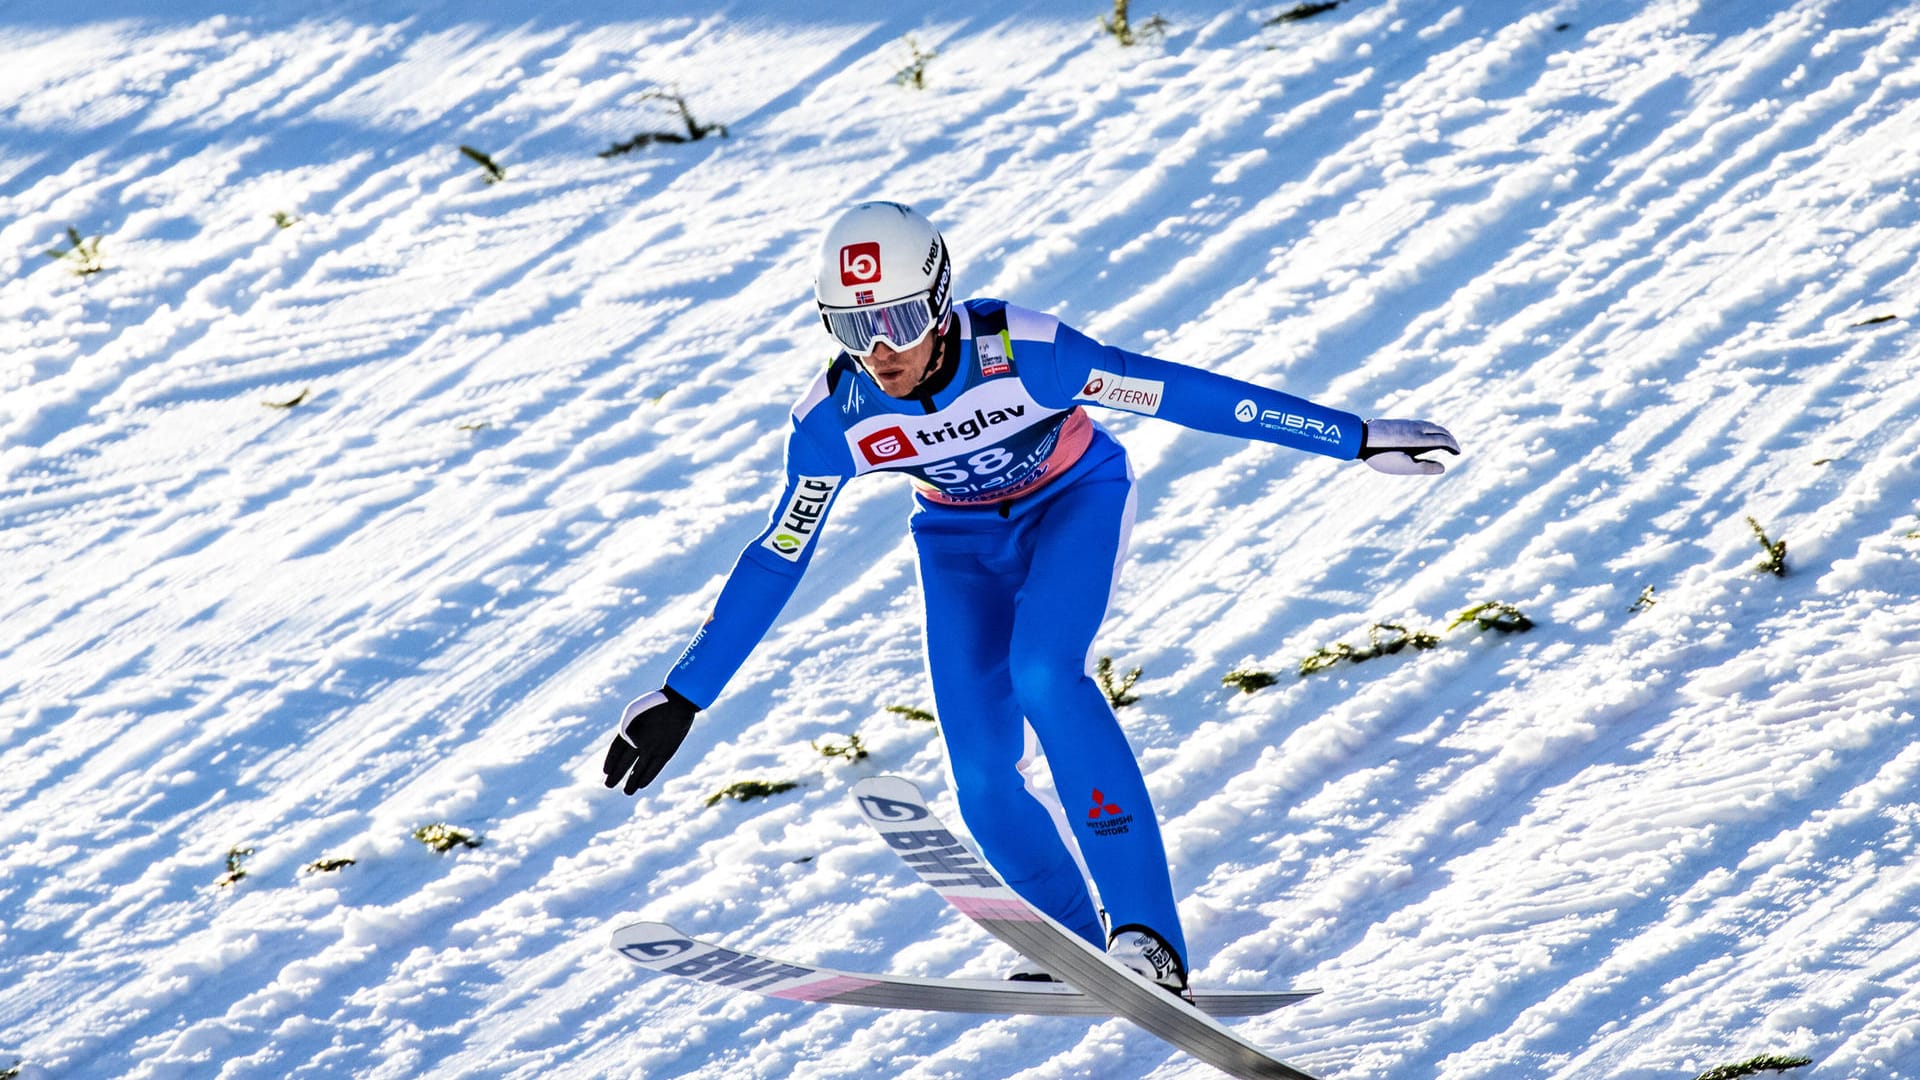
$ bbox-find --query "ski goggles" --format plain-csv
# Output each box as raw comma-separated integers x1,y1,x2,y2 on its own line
819,292,937,356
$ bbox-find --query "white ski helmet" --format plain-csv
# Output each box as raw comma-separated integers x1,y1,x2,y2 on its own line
814,201,953,356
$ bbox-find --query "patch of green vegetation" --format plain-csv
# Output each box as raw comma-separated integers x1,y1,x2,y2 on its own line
412,823,482,853
1221,668,1281,694
1747,516,1788,576
1299,622,1441,676
460,144,506,183
894,36,938,89
1267,1,1340,23
1446,601,1534,634
43,225,105,275
705,780,801,808
1096,656,1142,707
600,91,728,156
1692,1053,1814,1080
1101,0,1168,46
214,846,255,888
812,732,868,762
1294,602,1535,678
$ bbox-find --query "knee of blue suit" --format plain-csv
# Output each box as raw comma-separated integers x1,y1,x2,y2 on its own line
1007,648,1098,716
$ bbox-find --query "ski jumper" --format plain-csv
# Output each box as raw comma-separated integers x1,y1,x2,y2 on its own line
665,299,1362,970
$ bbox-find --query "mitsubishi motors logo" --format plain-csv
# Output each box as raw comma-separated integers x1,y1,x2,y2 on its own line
1088,789,1122,819
858,426,917,464
1085,789,1133,837
840,242,882,286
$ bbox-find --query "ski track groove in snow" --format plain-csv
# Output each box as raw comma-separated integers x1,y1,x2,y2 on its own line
3,2,1920,1078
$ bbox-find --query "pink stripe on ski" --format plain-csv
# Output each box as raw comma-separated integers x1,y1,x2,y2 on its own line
945,896,1046,922
776,974,882,1002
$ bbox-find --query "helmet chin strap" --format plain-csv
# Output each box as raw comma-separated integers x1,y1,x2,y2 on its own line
907,314,952,392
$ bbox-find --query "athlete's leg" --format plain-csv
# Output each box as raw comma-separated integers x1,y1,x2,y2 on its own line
911,509,1105,945
1006,462,1189,968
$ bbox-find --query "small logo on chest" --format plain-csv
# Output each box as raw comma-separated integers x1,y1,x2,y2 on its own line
858,426,918,464
977,333,1011,377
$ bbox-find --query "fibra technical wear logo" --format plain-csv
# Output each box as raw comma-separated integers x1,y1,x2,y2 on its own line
858,426,917,464
840,242,882,286
1234,399,1346,445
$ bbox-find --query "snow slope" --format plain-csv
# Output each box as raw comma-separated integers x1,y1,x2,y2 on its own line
4,1,1920,1077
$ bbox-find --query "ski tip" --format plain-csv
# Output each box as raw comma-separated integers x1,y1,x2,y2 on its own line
610,921,683,946
850,774,922,798
850,775,934,824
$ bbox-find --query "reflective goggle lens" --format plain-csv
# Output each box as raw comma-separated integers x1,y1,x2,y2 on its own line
821,294,935,356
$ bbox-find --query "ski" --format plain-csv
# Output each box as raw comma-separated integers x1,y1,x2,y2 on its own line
851,775,1321,1080
610,920,1314,1018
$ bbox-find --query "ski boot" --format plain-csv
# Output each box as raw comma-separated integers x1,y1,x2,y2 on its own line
1106,924,1187,995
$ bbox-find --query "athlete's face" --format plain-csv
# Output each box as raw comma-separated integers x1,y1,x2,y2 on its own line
862,333,939,398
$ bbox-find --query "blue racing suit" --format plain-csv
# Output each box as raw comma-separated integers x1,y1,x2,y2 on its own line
665,299,1362,968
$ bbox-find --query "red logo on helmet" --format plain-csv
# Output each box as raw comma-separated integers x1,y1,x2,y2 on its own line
840,242,882,286
1081,377,1104,396
858,426,916,465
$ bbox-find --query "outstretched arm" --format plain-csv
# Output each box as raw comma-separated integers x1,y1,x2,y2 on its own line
604,421,850,794
1045,319,1459,472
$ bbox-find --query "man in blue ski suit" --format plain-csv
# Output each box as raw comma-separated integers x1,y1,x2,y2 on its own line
605,201,1460,991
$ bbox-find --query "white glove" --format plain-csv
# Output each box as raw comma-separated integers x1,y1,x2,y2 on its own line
1359,419,1461,475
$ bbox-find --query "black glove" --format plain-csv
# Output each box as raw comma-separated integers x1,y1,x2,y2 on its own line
1359,418,1462,475
603,686,699,795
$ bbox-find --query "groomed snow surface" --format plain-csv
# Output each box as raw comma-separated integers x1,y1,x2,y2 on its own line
4,1,1919,1077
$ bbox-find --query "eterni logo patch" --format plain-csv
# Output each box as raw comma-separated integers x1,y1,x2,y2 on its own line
1075,369,1164,416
